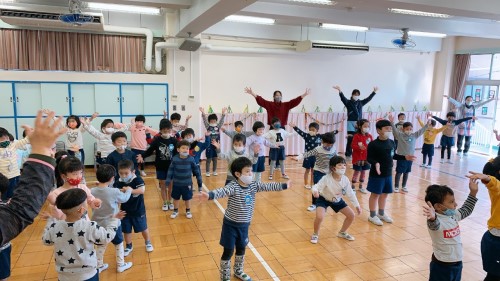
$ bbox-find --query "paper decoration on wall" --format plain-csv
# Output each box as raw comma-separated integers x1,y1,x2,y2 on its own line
482,107,488,115
301,105,306,112
413,104,418,111
227,106,232,113
243,104,249,113
314,106,320,112
400,106,405,111
377,105,382,112
422,105,428,111
328,106,333,112
208,105,214,114
367,106,372,113
257,106,263,113
389,106,395,112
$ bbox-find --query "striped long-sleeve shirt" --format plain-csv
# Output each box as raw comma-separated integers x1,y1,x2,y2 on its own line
166,155,202,188
293,127,339,152
208,181,288,225
301,146,337,174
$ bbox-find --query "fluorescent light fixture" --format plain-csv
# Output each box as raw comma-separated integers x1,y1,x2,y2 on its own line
320,23,368,32
408,31,447,38
224,15,275,25
388,8,451,18
288,0,336,5
86,2,161,15
0,0,15,3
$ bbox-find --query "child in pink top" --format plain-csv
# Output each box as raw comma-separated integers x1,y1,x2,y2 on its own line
128,115,158,176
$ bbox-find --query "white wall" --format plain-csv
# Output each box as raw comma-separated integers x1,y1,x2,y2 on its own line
456,37,500,54
199,49,436,114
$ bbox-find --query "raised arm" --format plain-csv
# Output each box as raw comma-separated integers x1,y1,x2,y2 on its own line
209,184,236,199
292,124,308,140
81,118,107,140
413,123,429,139
333,86,349,106
256,181,289,192
431,115,447,125
217,108,227,128
361,87,378,106
445,95,463,108
454,116,474,125
199,107,210,130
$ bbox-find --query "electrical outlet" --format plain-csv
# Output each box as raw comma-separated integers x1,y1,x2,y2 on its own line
181,105,185,111
173,105,177,111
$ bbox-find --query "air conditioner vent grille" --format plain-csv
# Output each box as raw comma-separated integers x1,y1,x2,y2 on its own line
0,9,102,23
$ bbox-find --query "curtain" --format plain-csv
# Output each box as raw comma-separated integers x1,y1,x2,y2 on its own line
0,29,144,73
449,54,471,109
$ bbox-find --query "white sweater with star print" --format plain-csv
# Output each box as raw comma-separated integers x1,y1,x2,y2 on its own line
42,218,119,281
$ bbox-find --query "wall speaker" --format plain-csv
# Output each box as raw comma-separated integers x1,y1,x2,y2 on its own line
178,38,201,51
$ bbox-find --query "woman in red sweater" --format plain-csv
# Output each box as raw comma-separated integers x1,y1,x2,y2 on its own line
351,119,373,194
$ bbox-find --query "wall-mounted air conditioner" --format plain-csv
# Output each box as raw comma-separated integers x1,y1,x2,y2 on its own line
296,40,369,53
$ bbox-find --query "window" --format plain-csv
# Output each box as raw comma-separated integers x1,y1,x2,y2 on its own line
468,54,492,80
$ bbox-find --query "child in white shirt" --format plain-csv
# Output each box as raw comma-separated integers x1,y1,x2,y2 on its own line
264,117,295,180
0,127,30,201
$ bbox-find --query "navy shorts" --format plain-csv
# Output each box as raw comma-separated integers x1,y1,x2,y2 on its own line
156,169,169,181
481,230,500,275
440,136,455,147
367,176,393,194
422,143,435,157
111,225,123,245
205,144,218,158
315,196,348,213
219,219,249,249
1,176,18,201
269,146,285,161
95,156,107,165
429,260,462,281
0,243,11,279
396,159,413,173
302,156,316,169
353,162,370,171
121,215,148,233
252,156,265,173
171,185,193,201
313,170,326,184
84,271,99,281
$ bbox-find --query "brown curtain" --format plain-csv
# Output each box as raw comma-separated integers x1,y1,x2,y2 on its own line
0,29,144,73
449,54,471,109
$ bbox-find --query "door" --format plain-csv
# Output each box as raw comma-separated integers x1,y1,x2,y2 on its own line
122,84,144,116
143,84,167,115
0,82,14,117
71,84,96,116
95,84,121,116
41,83,70,116
0,118,16,138
15,83,42,117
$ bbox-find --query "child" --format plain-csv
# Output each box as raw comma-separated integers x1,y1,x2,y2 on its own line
17,129,32,171
0,173,11,281
43,188,120,281
394,113,405,148
389,114,428,193
432,112,474,164
181,128,210,173
200,107,227,176
265,117,296,180
296,132,337,212
351,119,372,193
165,140,203,219
47,156,101,220
469,163,500,281
106,132,139,182
138,119,177,211
91,164,133,273
128,115,158,176
422,180,478,281
493,130,500,156
199,157,290,281
311,156,361,244
0,127,30,201
212,134,260,185
245,121,275,182
417,116,448,168
170,112,191,140
115,159,153,256
222,121,254,139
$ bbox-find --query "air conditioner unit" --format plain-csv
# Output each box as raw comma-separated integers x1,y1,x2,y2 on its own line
0,5,104,31
296,40,369,53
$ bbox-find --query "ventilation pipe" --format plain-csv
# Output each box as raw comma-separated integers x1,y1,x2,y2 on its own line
154,42,178,72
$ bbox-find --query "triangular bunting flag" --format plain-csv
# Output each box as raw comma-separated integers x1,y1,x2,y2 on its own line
227,106,232,113
243,104,249,113
314,106,320,112
301,105,306,112
328,106,333,112
208,105,214,114
257,106,263,113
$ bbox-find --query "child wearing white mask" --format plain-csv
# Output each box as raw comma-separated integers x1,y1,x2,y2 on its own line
199,107,227,177
310,156,361,244
351,119,373,194
264,117,297,180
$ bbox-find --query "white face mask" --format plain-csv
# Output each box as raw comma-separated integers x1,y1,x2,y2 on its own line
104,128,115,134
466,101,472,106
116,145,127,150
404,131,412,136
186,137,194,143
352,96,359,101
334,168,346,175
239,174,253,185
209,122,217,127
362,127,369,133
161,133,171,139
383,131,392,138
233,146,245,153
309,131,317,136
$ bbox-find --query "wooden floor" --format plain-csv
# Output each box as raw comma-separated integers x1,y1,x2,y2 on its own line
8,151,493,281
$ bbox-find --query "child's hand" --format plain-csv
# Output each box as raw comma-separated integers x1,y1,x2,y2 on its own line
163,110,167,118
443,94,449,98
198,191,209,201
205,131,211,136
91,112,99,120
426,112,432,119
211,139,220,149
472,116,478,120
30,111,67,156
114,210,126,220
288,121,296,128
494,129,498,135
136,154,144,163
468,178,479,197
253,144,260,154
388,114,394,123
332,85,341,92
244,87,256,97
186,115,192,120
40,211,52,220
93,198,102,209
373,86,379,92
302,88,311,98
375,163,381,175
199,107,205,113
122,186,132,192
404,155,417,161
423,201,436,221
21,124,34,137
465,171,490,183
222,107,227,114
355,206,362,215
312,189,319,198
220,127,226,132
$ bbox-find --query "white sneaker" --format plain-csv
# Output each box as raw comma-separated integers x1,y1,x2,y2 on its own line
440,159,445,164
170,211,178,219
310,234,319,244
140,171,147,177
402,187,408,193
162,204,168,211
307,205,317,212
368,216,384,226
352,188,356,193
337,231,355,241
117,262,133,273
359,188,368,194
98,263,109,273
394,187,400,193
463,152,468,157
146,243,154,252
420,163,426,167
168,203,174,210
426,165,432,169
377,214,394,223
234,272,252,281
205,172,211,177
124,246,133,257
186,211,193,219
447,159,453,164
213,171,218,176
305,185,311,189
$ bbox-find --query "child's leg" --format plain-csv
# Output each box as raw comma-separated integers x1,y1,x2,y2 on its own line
309,168,314,186
96,244,107,268
313,207,326,234
304,168,311,186
168,181,173,204
185,199,191,211
394,173,402,188
422,153,427,165
141,229,151,243
441,145,446,159
0,244,12,281
339,206,355,233
369,193,380,217
124,233,133,245
220,248,234,280
359,170,367,189
280,162,285,175
447,145,452,159
206,157,212,173
352,169,360,189
402,173,409,188
378,193,389,215
269,160,276,176
115,243,125,266
464,136,472,153
212,157,218,173
173,199,180,210
234,247,250,279
428,155,433,166
159,179,167,203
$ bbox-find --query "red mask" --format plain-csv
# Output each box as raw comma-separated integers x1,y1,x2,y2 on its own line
66,177,82,186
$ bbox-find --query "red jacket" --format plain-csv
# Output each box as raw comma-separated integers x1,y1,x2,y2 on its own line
255,95,303,126
352,133,373,164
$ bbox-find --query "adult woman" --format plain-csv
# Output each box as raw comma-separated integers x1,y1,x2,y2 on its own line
333,85,378,158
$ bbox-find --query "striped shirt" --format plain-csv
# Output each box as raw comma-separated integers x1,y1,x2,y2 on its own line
166,155,202,188
301,146,337,174
208,181,288,225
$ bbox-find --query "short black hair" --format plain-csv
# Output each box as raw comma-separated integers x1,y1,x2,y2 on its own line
54,151,70,187
117,159,134,171
101,119,114,130
356,119,369,133
96,164,116,183
483,157,500,180
0,127,10,139
271,117,281,125
233,134,246,145
430,120,436,126
66,115,81,128
446,112,456,118
234,121,244,128
7,133,13,141
56,188,87,210
135,115,146,122
329,156,346,168
208,114,218,122
170,112,181,121
308,122,319,131
273,90,282,97
465,95,473,100
376,119,392,130
425,185,454,206
230,157,253,178
0,172,8,196
22,129,28,138
160,119,172,130
177,140,190,149
402,122,413,129
111,131,127,143
397,113,406,118
321,132,335,144
252,121,265,133
351,89,360,96
181,128,195,138
56,156,83,188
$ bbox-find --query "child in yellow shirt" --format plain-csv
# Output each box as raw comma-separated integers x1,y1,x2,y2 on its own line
417,116,448,169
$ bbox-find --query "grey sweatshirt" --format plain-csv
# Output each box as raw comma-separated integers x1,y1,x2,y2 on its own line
391,123,428,156
91,186,132,227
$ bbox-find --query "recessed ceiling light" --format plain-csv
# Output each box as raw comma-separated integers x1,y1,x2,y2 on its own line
224,15,275,25
320,23,368,32
388,8,452,18
288,0,336,5
408,31,447,38
87,2,161,15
